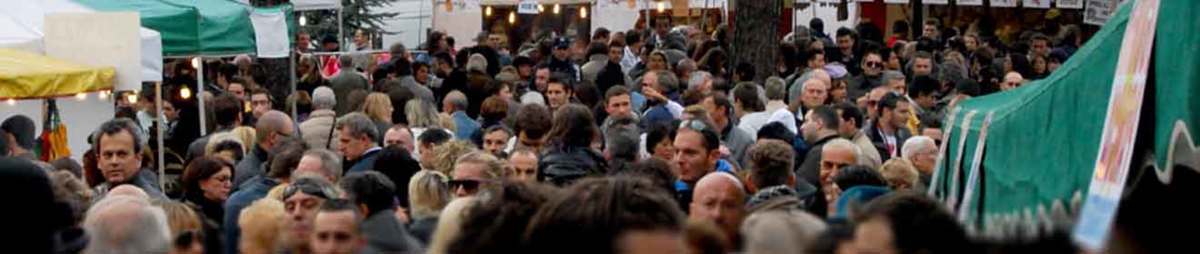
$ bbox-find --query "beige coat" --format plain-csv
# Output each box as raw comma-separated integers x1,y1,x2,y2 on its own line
300,109,339,150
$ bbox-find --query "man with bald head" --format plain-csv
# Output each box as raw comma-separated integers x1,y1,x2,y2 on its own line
690,172,747,244
1001,71,1025,91
84,195,171,253
234,110,295,189
817,138,860,217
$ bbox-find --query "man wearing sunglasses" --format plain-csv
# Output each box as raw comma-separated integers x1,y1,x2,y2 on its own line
282,176,342,254
849,52,885,100
450,151,504,198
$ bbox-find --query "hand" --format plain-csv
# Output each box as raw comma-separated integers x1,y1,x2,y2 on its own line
394,207,410,224
642,86,665,102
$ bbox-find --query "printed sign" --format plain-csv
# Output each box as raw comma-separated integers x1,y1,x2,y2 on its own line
1074,0,1159,251
1085,0,1120,25
1023,0,1052,8
991,0,1018,7
1059,0,1085,9
518,0,539,14
957,0,983,6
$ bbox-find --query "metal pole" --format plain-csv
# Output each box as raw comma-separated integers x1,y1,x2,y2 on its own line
155,82,165,191
196,57,207,136
289,50,298,120
338,9,345,52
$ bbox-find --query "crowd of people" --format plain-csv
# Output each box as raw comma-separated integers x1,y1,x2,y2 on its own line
1,13,1089,254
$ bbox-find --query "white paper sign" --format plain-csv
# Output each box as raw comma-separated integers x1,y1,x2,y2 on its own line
991,0,1018,7
1058,0,1084,9
958,0,984,6
518,0,539,14
1023,0,1052,8
925,0,949,5
44,12,140,92
1085,0,1119,25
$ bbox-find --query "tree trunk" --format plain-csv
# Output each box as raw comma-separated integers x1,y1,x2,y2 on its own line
732,0,781,83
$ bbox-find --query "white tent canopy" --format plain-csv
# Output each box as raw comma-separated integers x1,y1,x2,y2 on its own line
0,0,162,83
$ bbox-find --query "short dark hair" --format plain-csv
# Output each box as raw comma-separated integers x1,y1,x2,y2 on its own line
485,124,514,138
809,18,825,32
834,102,864,129
836,27,857,39
514,56,534,67
524,177,684,254
181,156,233,199
370,145,420,207
94,118,143,154
587,42,608,57
339,171,397,216
913,51,934,61
735,62,755,82
732,83,765,112
679,119,721,151
877,92,906,115
1,115,36,149
834,165,887,190
211,94,243,127
265,137,308,179
1031,34,1051,44
644,123,677,154
449,181,561,253
756,122,795,143
748,139,795,189
433,52,454,66
803,48,825,63
616,158,677,196
514,104,553,140
855,192,972,253
909,75,939,98
624,30,642,45
547,75,573,92
318,198,362,223
417,128,452,146
604,85,630,103
811,105,841,130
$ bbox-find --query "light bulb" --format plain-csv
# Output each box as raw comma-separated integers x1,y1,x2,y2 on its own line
6,99,14,106
580,6,587,18
191,57,201,69
657,2,666,13
508,12,516,24
537,4,544,13
553,4,560,14
126,93,138,105
485,6,493,16
299,16,307,26
98,90,109,100
75,93,87,101
180,87,192,99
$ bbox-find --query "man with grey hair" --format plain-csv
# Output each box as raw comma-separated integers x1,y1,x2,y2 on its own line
815,138,860,217
443,90,479,141
676,58,697,87
604,119,640,172
688,70,713,94
300,86,339,150
881,70,907,95
638,70,684,129
93,118,166,200
331,54,368,115
788,69,832,111
297,149,343,183
234,110,296,189
337,113,382,174
84,195,171,254
902,136,938,185
741,210,827,254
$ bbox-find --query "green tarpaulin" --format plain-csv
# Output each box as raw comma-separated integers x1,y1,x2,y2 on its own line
77,0,294,57
932,0,1200,237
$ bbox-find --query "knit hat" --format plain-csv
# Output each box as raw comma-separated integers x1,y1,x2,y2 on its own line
466,53,488,73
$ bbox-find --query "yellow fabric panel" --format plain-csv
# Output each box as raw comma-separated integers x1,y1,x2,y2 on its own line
0,48,115,99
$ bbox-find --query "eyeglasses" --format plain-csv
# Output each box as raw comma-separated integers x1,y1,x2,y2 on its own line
174,230,203,249
282,180,339,200
866,61,883,68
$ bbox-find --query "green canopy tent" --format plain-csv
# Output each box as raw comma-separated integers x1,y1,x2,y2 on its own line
77,0,252,56
931,0,1200,242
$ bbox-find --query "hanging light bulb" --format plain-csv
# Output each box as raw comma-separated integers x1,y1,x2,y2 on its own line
191,57,201,69
537,4,544,13
6,99,15,106
657,1,666,13
580,6,587,19
299,16,307,26
485,6,493,16
98,90,109,100
75,93,87,101
126,92,138,104
553,4,560,14
508,11,516,24
180,86,192,99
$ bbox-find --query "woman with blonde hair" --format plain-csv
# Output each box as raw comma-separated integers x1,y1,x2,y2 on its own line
230,126,257,153
360,92,395,141
154,200,204,254
407,169,452,244
238,199,287,254
426,196,477,254
426,140,477,175
204,132,246,163
879,158,921,191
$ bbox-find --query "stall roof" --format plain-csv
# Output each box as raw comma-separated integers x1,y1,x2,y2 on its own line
0,48,114,99
77,0,256,57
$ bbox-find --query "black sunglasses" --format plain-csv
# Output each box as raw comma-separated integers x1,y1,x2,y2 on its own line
866,61,883,68
174,230,203,249
449,179,493,192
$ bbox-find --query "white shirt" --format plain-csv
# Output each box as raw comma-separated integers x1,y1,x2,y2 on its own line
621,46,640,74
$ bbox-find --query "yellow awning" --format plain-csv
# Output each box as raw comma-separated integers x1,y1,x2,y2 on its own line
0,48,114,100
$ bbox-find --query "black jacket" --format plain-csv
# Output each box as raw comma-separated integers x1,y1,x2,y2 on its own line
361,209,424,254
863,120,913,161
795,134,840,187
538,144,608,186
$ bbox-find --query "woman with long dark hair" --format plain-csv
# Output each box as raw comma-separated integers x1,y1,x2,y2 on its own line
537,104,608,186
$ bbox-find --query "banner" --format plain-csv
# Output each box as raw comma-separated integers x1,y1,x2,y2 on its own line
1074,0,1159,251
1085,0,1120,25
1058,0,1084,9
991,0,1017,7
957,0,983,6
1023,0,1051,8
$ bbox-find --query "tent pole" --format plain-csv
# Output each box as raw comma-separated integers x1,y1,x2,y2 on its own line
155,82,166,191
197,57,207,136
290,51,298,120
339,9,345,52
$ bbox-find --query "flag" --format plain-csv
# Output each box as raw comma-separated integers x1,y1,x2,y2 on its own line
37,99,70,162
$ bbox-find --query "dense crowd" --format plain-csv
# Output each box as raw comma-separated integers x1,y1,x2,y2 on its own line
1,13,1088,254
